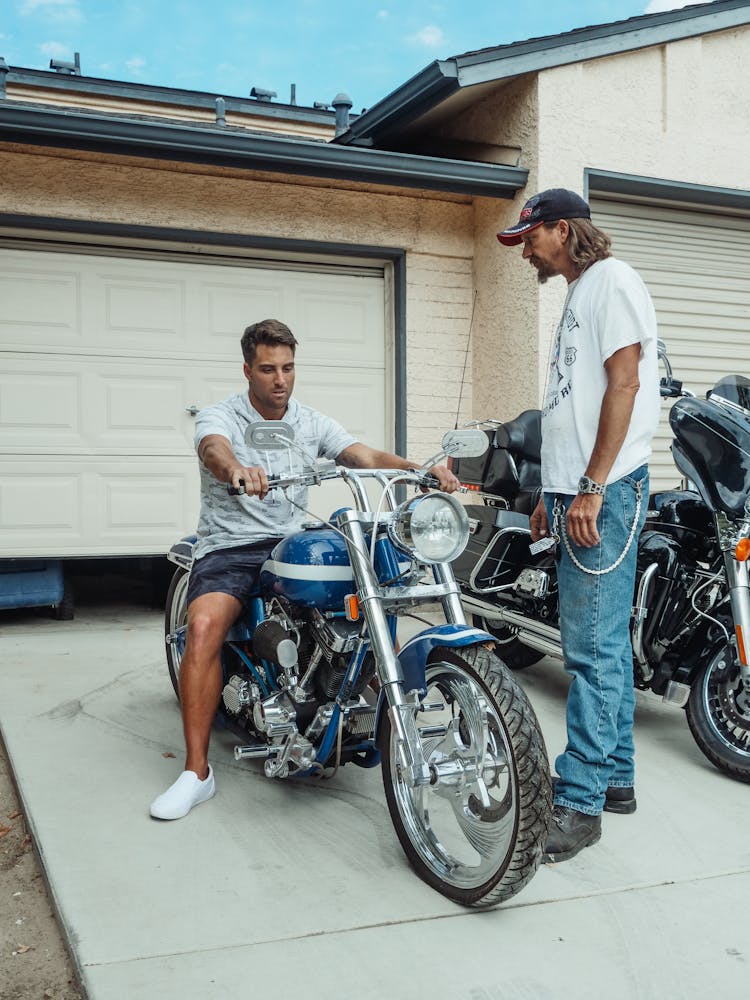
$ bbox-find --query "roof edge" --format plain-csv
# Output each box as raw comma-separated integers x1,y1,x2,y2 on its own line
343,0,750,145
334,60,459,146
3,66,337,125
0,102,527,199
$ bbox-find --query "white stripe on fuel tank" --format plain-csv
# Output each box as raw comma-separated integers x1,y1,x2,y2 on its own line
263,559,354,582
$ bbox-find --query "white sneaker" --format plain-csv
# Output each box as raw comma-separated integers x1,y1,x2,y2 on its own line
150,766,215,820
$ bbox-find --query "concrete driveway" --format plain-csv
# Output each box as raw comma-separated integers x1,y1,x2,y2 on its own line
0,597,748,1000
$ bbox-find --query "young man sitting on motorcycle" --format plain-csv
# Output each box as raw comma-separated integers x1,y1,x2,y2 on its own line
498,189,660,862
150,318,459,820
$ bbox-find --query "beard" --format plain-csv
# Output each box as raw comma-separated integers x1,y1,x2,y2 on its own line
530,256,554,284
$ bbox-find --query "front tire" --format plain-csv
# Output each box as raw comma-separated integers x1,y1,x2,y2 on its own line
164,567,189,700
686,642,750,782
381,644,551,908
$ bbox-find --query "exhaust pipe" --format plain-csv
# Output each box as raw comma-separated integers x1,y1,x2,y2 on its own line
461,594,563,659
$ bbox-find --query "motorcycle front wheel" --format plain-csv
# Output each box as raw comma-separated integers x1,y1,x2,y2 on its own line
381,643,551,908
686,642,750,783
164,566,189,700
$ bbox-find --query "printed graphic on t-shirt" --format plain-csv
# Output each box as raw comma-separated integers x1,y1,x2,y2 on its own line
544,305,578,416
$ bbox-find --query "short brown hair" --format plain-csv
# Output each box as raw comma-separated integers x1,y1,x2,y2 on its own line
241,319,298,364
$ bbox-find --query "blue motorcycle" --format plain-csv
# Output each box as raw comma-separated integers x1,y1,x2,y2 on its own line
164,423,551,907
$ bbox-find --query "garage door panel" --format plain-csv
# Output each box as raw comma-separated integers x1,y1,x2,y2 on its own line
0,460,199,557
0,368,81,444
0,243,387,556
98,273,186,343
294,286,384,366
0,473,81,539
202,281,287,350
0,264,82,343
294,369,385,447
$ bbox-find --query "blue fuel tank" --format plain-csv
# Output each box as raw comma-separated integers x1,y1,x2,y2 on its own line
260,527,354,609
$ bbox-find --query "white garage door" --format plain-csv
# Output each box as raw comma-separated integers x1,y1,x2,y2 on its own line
590,197,750,491
0,242,387,557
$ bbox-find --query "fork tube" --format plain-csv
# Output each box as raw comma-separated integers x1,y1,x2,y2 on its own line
724,552,750,684
431,562,467,624
336,509,430,784
337,510,404,692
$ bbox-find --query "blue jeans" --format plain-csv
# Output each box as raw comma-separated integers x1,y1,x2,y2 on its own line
544,465,649,815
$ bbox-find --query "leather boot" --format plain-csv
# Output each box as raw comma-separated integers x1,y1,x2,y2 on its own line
543,805,601,863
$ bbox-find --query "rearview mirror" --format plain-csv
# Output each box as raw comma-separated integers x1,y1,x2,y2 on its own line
245,421,295,450
440,428,489,459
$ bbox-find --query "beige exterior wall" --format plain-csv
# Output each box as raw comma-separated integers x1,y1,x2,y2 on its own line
0,145,474,461
440,76,542,423
453,25,750,424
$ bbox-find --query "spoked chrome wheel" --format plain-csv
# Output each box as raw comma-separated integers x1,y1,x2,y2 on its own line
686,642,750,783
381,644,551,908
164,567,189,699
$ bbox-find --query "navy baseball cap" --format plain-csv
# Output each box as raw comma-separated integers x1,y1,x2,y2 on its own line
497,188,591,246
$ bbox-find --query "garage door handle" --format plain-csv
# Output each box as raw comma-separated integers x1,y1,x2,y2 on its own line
186,405,199,416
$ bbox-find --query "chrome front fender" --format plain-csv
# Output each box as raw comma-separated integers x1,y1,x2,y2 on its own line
374,624,494,748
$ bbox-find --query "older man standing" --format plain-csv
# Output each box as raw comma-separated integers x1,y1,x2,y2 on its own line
498,189,660,862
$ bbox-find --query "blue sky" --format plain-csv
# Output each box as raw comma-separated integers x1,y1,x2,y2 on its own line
2,1,706,110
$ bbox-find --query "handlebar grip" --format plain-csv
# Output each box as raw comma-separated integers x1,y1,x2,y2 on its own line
226,474,282,496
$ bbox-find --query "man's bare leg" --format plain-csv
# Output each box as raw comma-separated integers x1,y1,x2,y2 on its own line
150,591,243,819
179,591,242,778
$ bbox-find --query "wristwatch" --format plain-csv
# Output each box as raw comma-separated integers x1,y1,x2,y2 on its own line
578,475,606,496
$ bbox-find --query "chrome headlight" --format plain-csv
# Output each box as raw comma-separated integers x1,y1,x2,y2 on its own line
388,493,470,563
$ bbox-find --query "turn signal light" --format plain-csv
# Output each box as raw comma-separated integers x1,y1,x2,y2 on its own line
344,593,360,621
735,538,750,561
736,625,748,666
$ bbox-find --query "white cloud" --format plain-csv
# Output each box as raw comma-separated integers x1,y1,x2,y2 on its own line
20,0,82,23
410,25,445,48
643,1,706,12
377,9,389,18
125,55,146,76
39,39,71,59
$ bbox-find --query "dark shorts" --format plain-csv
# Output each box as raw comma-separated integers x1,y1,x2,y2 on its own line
186,540,281,608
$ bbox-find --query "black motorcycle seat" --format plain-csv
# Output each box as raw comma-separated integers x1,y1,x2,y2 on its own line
495,410,542,462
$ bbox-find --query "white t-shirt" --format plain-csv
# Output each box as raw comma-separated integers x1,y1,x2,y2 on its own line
541,257,660,495
193,393,357,558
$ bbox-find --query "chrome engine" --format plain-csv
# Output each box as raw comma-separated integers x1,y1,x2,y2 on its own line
221,607,376,778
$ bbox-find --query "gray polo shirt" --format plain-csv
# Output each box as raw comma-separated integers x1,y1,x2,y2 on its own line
193,393,357,559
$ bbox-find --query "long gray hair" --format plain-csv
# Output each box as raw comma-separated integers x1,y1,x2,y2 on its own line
558,217,612,271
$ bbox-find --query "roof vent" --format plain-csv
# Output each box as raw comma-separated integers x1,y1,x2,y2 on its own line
50,51,81,75
250,86,277,102
332,92,353,137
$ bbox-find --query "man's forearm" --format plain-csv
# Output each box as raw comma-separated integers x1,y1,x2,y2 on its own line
198,435,242,481
585,384,637,484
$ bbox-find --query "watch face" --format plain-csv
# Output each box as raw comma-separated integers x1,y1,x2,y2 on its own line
578,476,603,495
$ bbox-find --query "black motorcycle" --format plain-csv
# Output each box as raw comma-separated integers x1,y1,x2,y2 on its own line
450,344,750,783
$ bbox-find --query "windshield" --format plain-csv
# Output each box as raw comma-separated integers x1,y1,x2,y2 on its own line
708,375,750,418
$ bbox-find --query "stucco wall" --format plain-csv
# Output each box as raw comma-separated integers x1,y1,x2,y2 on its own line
468,24,750,422
454,76,543,422
0,145,475,461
